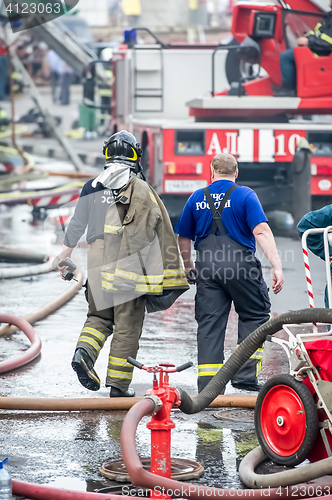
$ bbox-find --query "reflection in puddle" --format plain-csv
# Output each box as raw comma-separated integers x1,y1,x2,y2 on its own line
0,205,289,489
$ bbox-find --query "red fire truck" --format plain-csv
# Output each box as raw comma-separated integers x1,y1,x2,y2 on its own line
110,1,332,221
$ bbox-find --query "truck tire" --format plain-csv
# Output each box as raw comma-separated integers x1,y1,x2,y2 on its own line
225,40,259,84
141,145,150,183
255,374,318,466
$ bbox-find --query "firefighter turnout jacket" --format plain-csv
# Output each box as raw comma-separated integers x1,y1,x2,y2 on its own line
307,11,332,56
64,176,189,305
101,176,189,300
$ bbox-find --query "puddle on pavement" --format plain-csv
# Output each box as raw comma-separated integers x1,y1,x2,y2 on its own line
0,205,290,491
2,408,262,490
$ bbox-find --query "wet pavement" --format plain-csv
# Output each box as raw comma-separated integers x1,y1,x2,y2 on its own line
0,203,329,494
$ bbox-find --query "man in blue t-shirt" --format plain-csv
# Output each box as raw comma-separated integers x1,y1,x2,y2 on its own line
175,153,284,393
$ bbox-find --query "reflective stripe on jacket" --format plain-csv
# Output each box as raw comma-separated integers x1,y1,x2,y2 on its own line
307,12,332,56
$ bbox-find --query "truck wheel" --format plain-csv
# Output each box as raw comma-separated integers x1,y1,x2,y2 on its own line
254,374,318,466
225,40,259,84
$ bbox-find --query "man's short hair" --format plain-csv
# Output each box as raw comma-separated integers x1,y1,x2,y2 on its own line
211,153,238,176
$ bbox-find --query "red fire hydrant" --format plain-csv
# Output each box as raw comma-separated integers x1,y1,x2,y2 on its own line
127,358,193,498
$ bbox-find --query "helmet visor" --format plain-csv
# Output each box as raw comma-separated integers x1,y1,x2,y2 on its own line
105,141,138,162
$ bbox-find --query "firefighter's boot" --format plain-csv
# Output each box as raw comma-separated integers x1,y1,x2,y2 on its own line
71,348,101,391
231,381,264,392
109,386,135,398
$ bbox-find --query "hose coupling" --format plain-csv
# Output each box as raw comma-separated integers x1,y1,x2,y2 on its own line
173,388,181,406
144,394,163,415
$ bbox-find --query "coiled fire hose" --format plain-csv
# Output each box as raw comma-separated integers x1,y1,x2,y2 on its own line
0,314,41,373
239,446,332,488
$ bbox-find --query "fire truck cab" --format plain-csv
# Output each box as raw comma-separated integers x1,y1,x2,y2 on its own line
111,2,332,222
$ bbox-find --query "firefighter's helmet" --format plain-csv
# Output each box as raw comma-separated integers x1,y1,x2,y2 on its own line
103,130,142,171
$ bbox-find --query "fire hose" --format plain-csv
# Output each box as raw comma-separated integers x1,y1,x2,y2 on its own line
6,309,332,498
121,308,332,497
178,308,332,414
0,314,41,374
0,394,256,411
239,446,332,488
0,246,48,263
0,270,84,336
0,258,56,279
12,479,141,500
121,397,332,500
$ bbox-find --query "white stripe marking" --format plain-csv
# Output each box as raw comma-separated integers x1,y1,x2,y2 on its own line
57,195,72,205
259,129,275,163
37,196,52,207
237,129,253,162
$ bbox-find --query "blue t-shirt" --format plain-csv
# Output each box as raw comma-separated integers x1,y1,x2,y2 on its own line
175,180,268,251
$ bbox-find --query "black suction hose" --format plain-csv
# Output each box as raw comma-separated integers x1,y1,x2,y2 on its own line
179,308,332,414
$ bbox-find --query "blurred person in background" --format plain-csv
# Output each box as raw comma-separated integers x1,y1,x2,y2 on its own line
207,1,215,26
15,42,31,71
47,49,63,103
122,0,141,27
109,0,119,26
82,63,96,103
28,43,46,78
218,0,228,27
0,42,8,101
99,48,113,126
60,61,74,106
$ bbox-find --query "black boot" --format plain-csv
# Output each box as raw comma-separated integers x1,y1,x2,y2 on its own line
109,386,135,398
231,381,263,392
272,84,297,97
71,348,100,391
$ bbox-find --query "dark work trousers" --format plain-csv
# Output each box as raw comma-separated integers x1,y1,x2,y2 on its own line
0,55,8,100
75,240,146,392
60,73,72,105
50,70,60,103
280,48,296,88
195,232,271,392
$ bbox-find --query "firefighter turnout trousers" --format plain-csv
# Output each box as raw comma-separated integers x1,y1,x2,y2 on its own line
75,239,146,392
195,232,271,392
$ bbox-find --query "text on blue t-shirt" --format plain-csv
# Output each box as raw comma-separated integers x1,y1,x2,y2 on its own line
174,180,268,251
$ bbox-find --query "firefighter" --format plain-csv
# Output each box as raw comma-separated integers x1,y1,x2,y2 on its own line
58,130,188,397
175,153,284,393
97,83,112,126
274,0,332,96
0,108,8,132
98,48,113,126
297,205,332,308
0,43,8,101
